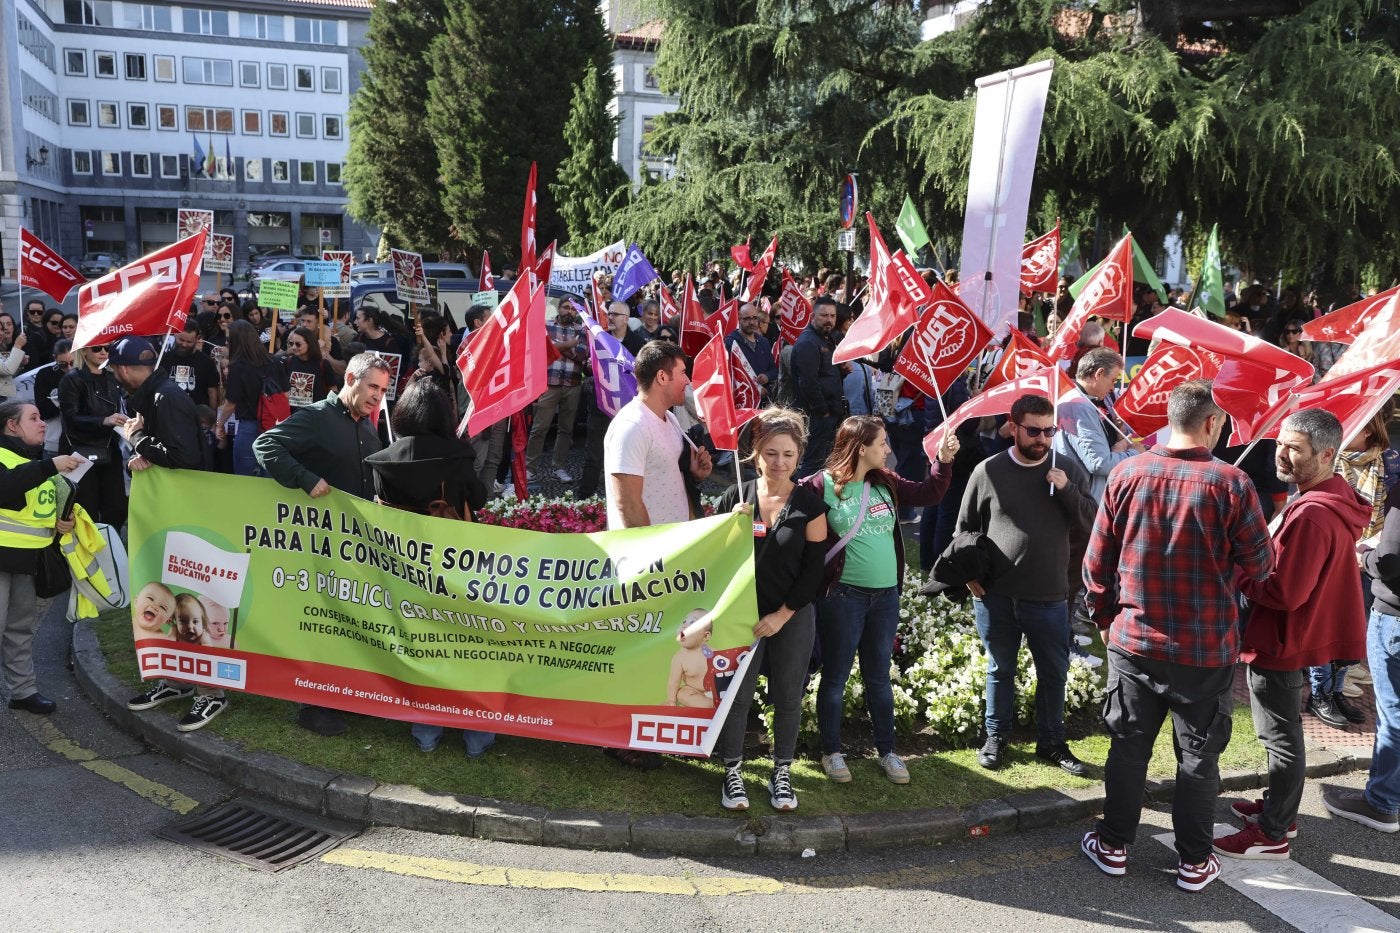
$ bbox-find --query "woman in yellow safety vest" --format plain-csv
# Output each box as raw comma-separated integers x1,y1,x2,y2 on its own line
0,400,85,714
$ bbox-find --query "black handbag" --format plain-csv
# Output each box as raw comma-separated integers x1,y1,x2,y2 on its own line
34,541,70,599
73,444,113,465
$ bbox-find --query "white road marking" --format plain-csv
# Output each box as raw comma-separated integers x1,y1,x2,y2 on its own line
1154,825,1400,933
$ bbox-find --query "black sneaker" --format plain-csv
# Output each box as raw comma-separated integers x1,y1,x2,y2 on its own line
1036,742,1089,777
296,705,348,737
720,762,749,811
768,763,797,812
1331,693,1366,725
127,681,194,711
1305,694,1349,729
978,735,1007,770
176,696,228,732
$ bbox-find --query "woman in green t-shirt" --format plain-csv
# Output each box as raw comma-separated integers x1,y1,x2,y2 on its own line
797,415,958,785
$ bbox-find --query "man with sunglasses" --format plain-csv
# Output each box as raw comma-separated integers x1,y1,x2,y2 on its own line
22,300,52,368
957,393,1096,775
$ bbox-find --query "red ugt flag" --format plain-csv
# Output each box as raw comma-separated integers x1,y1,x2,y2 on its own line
778,269,812,345
1112,344,1210,438
1020,222,1060,294
922,367,1077,462
693,335,759,451
75,229,206,350
457,271,549,438
741,236,778,302
1044,233,1134,362
1255,359,1400,447
521,161,538,275
1301,286,1399,345
1324,291,1400,381
729,341,763,409
833,214,928,365
19,228,83,303
893,279,993,398
983,328,1053,391
480,250,495,291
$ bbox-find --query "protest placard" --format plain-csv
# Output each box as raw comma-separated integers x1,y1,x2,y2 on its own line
303,260,342,287
471,290,500,309
322,250,354,299
206,233,234,275
258,278,300,311
391,248,429,304
177,209,214,260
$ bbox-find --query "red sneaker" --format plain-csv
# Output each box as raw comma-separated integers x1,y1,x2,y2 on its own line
1213,822,1291,860
1081,830,1127,876
1176,853,1222,891
1229,798,1298,838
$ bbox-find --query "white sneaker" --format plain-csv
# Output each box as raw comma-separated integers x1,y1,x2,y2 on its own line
1073,634,1093,647
553,468,573,483
1071,648,1103,669
821,752,852,783
878,752,910,784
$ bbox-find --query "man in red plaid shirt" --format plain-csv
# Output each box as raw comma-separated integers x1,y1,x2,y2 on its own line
1078,380,1273,893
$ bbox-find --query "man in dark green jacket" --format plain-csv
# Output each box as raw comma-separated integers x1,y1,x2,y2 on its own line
253,352,391,735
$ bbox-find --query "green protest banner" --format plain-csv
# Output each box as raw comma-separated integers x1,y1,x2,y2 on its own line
258,279,301,311
127,470,758,755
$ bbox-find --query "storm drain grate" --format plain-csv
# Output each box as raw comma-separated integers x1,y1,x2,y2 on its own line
157,800,356,873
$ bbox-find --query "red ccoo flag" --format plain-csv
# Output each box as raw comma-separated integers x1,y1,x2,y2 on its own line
457,269,549,438
893,279,993,398
1045,233,1134,362
833,214,929,365
1019,222,1060,294
741,236,778,302
75,229,206,350
693,334,759,451
680,278,741,358
1112,344,1210,438
1301,286,1399,346
922,367,1077,462
983,328,1054,391
18,228,83,303
521,161,538,275
480,250,494,291
658,281,679,325
778,268,812,345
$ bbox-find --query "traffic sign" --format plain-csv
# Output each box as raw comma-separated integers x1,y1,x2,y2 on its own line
839,174,858,229
837,229,856,252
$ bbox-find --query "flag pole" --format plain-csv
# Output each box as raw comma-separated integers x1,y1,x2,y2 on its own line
318,290,327,347
153,325,176,369
1050,383,1058,497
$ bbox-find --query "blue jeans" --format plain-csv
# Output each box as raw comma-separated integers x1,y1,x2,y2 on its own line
1366,608,1400,815
816,582,900,757
973,592,1070,743
411,723,496,758
1309,572,1373,695
233,423,264,477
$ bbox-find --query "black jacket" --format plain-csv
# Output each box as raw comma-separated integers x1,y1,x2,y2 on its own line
126,371,206,470
365,435,486,518
922,531,999,603
58,366,123,451
790,325,843,419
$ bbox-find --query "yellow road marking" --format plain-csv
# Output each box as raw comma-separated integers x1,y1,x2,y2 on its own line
322,844,1076,897
15,712,199,814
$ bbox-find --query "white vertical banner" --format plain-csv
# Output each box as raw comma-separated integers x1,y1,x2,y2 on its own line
957,60,1054,340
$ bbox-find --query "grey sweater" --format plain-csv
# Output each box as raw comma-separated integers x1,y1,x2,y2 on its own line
956,449,1097,601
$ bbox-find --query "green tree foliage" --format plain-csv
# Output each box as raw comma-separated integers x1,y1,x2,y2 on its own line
426,0,612,264
551,61,631,253
344,0,450,253
607,0,1400,284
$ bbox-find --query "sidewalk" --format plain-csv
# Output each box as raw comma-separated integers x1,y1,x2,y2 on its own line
72,620,1378,857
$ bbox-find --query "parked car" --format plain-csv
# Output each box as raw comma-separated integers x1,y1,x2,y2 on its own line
79,252,125,278
248,258,308,293
349,278,578,332
349,262,473,284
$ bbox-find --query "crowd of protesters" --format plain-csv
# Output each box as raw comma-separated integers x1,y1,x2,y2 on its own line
1,257,1395,889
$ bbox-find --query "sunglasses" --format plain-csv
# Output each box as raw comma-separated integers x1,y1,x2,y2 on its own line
45,319,62,327
1284,329,1301,335
203,299,218,305
90,345,109,353
218,312,233,320
1016,423,1057,438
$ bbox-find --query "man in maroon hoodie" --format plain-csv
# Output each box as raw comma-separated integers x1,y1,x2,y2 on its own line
1213,408,1370,861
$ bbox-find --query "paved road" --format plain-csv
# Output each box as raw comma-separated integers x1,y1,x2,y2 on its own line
3,599,1397,932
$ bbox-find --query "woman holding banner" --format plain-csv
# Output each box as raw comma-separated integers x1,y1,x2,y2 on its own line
799,415,958,786
57,345,128,530
712,408,828,812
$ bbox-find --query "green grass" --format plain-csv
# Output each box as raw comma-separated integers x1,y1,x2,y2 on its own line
92,613,1266,817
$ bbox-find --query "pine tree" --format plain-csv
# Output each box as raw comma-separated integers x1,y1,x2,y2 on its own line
426,0,612,265
343,0,451,254
551,62,631,254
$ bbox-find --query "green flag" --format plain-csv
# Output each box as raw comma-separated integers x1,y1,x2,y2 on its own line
895,195,931,256
1069,231,1169,304
1060,229,1080,276
1191,224,1226,319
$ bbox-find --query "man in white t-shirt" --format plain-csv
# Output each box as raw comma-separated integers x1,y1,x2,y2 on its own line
604,341,713,529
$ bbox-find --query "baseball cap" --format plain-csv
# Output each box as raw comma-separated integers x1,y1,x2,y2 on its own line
103,336,157,368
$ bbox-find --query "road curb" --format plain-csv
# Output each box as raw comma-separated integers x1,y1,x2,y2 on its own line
73,621,1376,857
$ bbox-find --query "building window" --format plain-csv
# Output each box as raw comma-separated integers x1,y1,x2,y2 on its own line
271,160,289,183
18,14,56,72
296,113,315,138
182,9,230,36
321,68,341,94
643,66,660,90
100,151,121,175
97,101,119,127
160,154,180,178
294,65,314,91
128,103,149,129
267,63,288,90
299,161,316,184
240,13,285,41
68,100,90,126
242,110,261,135
64,1,112,26
95,51,117,78
120,3,171,31
245,158,263,182
186,106,234,134
125,52,146,80
293,17,334,44
64,49,86,76
322,115,342,140
183,58,233,86
325,162,342,185
153,55,175,82
132,153,151,177
239,62,260,88
72,150,93,174
156,104,177,130
269,111,289,137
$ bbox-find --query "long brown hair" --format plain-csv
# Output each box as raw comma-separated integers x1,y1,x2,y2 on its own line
226,319,270,367
824,415,897,496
